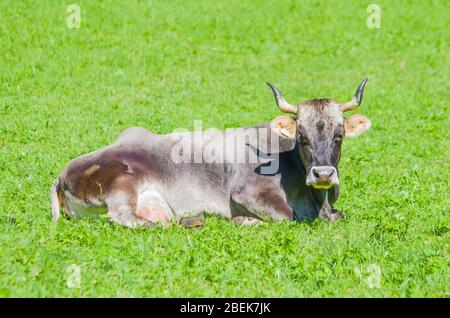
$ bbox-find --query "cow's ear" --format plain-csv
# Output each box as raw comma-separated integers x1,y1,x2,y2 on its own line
271,115,296,139
344,114,371,137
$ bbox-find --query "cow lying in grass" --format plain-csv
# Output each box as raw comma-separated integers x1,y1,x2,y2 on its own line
51,79,371,227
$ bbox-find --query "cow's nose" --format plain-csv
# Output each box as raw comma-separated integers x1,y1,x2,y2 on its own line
306,166,339,188
312,166,334,181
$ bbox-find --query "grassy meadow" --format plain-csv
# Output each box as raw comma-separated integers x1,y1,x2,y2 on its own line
0,0,448,297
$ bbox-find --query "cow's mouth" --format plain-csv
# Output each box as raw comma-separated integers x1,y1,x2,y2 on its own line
309,182,334,189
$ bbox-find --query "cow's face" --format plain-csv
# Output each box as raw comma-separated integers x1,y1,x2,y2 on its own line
268,78,371,189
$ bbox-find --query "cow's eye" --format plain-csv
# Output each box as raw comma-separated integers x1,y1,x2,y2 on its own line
300,136,310,146
333,134,344,143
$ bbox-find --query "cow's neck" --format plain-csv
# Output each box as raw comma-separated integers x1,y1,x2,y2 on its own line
281,140,339,220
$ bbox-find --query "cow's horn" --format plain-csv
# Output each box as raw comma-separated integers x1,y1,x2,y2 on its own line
340,77,369,112
267,82,298,114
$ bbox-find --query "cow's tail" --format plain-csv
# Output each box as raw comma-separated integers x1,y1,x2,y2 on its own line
50,177,62,221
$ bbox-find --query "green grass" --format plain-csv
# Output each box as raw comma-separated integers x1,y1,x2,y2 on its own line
0,0,448,297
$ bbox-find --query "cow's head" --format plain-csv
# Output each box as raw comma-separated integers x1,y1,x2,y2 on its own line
269,78,371,189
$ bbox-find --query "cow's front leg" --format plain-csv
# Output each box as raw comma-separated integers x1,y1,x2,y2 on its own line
317,191,344,222
105,191,151,228
319,207,344,222
231,184,293,221
135,189,174,227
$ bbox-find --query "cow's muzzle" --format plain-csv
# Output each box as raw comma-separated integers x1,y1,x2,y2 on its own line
306,166,339,189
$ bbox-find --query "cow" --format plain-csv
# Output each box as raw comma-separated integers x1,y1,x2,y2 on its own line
50,78,371,228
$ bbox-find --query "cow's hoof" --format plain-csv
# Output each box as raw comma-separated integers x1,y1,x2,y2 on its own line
179,217,205,229
232,216,263,226
330,209,344,222
142,221,157,228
